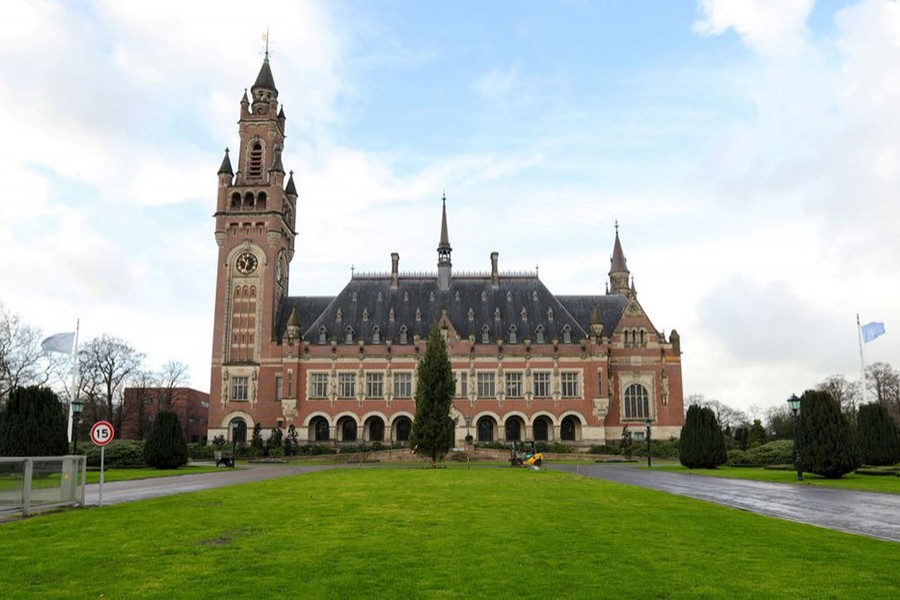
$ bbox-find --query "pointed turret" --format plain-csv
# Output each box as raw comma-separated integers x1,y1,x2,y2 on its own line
217,148,233,176
286,306,301,342
284,170,297,197
590,304,604,337
609,221,631,296
437,193,452,291
252,56,278,97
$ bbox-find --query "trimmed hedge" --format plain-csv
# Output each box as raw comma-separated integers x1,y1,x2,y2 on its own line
85,440,146,468
728,440,794,467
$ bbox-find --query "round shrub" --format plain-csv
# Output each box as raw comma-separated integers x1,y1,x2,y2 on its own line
727,440,794,466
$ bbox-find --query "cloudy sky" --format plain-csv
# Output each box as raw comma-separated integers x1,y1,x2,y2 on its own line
2,0,897,414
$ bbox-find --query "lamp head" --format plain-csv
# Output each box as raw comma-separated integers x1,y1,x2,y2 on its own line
787,394,800,412
72,398,85,415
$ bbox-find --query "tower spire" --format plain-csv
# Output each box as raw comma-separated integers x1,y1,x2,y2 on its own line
437,193,452,291
609,221,631,296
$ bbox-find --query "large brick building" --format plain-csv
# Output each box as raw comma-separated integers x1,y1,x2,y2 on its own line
207,57,684,447
121,387,210,443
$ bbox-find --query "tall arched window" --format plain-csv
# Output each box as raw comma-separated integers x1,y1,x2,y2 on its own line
533,417,550,441
311,417,330,442
230,418,248,446
249,142,263,178
624,384,650,420
477,417,495,442
560,416,578,441
505,418,522,442
395,417,412,442
340,418,357,442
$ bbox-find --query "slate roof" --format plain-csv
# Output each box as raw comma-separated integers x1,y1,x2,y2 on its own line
278,275,628,346
252,58,277,93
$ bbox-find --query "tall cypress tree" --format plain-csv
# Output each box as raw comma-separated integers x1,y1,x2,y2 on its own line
143,410,188,469
410,325,456,467
0,386,68,457
799,389,860,479
857,402,900,466
679,404,727,468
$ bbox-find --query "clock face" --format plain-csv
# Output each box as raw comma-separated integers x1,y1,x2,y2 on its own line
235,252,258,275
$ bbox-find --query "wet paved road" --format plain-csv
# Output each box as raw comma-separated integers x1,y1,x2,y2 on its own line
550,463,900,542
84,464,335,506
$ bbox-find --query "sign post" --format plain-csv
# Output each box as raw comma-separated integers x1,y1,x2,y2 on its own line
90,421,115,507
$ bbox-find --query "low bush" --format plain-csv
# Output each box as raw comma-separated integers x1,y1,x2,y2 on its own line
295,445,338,456
187,443,216,460
728,440,794,467
85,440,145,468
587,444,620,455
855,466,900,476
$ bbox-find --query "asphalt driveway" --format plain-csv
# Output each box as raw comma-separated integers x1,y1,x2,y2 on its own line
550,463,900,542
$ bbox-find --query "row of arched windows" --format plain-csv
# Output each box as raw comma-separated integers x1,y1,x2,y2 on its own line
230,191,267,210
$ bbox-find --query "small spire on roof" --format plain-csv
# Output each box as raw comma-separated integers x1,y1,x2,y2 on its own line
284,170,297,196
217,148,233,176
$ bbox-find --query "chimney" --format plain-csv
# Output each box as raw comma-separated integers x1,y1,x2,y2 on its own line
391,252,399,289
491,252,499,288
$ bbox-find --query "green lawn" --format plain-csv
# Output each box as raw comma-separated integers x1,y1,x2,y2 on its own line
652,464,900,493
83,464,224,484
2,468,898,598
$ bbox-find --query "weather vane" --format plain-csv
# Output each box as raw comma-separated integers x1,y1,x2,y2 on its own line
261,29,271,59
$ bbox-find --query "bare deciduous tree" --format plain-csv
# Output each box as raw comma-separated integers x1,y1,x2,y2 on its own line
0,304,58,402
78,335,145,432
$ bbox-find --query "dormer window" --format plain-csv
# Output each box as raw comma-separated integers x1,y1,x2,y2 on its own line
336,308,343,322
318,326,328,345
362,308,369,322
481,325,490,344
399,325,408,345
547,308,554,322
535,325,545,344
249,142,263,178
372,326,381,344
508,325,517,344
562,324,572,344
344,326,355,344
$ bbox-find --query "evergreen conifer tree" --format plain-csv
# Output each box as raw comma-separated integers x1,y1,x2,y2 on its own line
799,389,860,478
0,386,68,457
143,410,188,469
857,402,900,466
251,422,264,453
620,426,633,458
284,424,299,456
679,404,727,468
410,326,456,467
268,426,283,452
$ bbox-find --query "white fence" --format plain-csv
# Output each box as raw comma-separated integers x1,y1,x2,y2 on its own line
0,456,87,518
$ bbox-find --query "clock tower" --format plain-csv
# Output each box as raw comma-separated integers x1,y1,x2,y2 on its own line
210,55,297,413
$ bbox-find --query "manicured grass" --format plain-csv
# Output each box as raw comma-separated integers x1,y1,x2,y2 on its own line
652,464,900,494
83,465,224,484
3,469,899,598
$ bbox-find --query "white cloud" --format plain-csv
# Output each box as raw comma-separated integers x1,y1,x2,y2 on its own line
474,66,519,100
693,0,815,56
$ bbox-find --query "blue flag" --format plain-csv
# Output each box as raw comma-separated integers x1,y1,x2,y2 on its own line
861,322,886,344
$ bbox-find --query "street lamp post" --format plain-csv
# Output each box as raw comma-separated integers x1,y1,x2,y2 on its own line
787,393,803,481
644,418,652,468
72,398,85,454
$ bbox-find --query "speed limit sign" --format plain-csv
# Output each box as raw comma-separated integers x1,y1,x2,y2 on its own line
90,421,115,446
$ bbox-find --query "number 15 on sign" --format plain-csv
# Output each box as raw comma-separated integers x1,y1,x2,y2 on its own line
90,421,115,506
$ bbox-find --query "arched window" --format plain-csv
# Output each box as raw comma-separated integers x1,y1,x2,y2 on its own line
345,326,354,344
372,326,381,344
339,418,357,442
508,325,517,345
310,417,330,442
231,192,241,208
244,191,255,207
257,191,267,209
535,325,545,344
624,384,650,420
367,417,384,442
562,325,572,344
318,326,328,345
477,417,495,442
249,142,263,178
481,325,490,344
533,417,550,441
561,416,578,441
399,326,408,345
395,417,412,443
505,418,522,442
230,418,248,446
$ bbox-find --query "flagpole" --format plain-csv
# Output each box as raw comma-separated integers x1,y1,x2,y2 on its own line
67,319,80,444
857,313,867,405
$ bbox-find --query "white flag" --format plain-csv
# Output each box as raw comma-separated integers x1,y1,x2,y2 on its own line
41,332,76,354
